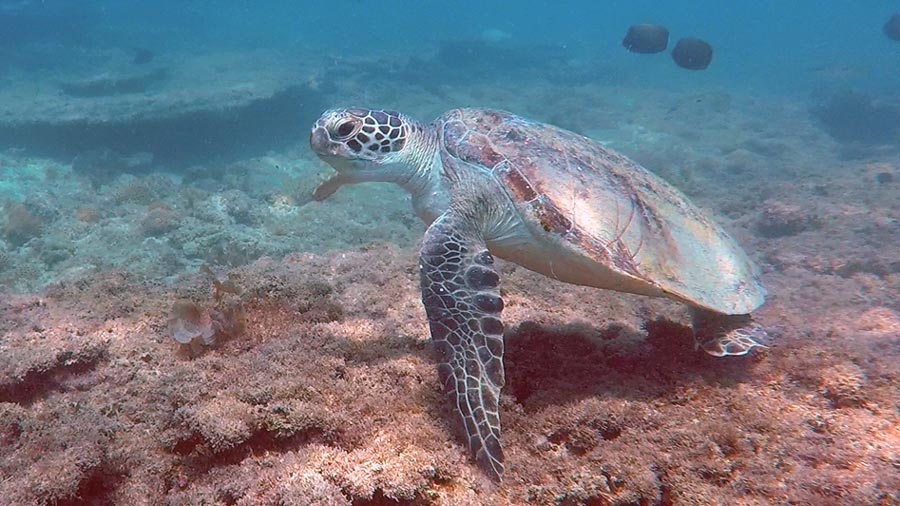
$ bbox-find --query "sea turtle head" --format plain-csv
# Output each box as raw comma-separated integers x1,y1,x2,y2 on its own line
310,108,418,176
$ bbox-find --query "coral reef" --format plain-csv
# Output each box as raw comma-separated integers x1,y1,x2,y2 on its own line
0,52,898,505
755,200,819,238
0,50,328,165
1,234,898,505
2,202,43,246
810,91,900,147
59,69,169,98
139,204,181,237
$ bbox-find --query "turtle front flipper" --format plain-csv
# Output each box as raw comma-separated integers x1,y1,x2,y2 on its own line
313,174,351,201
420,210,506,481
691,309,771,357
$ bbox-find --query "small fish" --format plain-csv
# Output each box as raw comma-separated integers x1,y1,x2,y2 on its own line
622,24,669,54
671,38,713,70
885,14,900,41
132,47,155,65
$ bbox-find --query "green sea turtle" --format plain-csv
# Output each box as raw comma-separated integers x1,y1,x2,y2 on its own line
309,107,768,480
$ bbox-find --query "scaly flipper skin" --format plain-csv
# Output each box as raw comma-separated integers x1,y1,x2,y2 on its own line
313,174,350,201
691,309,770,357
419,210,506,481
309,106,771,479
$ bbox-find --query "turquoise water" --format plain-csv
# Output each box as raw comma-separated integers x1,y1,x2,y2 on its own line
1,2,899,504
5,2,899,92
8,1,897,90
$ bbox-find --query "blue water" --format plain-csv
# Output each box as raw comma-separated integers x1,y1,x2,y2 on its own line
4,0,897,95
2,3,900,504
0,0,898,286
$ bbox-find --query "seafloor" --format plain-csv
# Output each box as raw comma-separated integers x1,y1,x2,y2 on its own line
1,46,899,506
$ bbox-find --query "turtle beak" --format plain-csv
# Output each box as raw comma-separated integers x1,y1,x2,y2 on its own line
310,128,366,173
317,153,366,174
309,127,334,156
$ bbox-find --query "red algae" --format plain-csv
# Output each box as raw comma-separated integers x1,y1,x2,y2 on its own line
0,235,898,505
0,81,898,506
2,202,44,246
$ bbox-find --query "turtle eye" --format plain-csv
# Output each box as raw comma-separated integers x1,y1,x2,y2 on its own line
335,120,355,138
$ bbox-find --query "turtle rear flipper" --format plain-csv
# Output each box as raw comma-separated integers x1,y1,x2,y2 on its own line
691,309,771,357
420,209,506,481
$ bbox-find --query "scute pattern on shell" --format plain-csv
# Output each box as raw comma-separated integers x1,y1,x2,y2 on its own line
438,109,765,315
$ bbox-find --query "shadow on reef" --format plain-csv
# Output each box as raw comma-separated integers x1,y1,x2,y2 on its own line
0,84,328,169
810,90,900,157
59,68,170,98
504,317,759,410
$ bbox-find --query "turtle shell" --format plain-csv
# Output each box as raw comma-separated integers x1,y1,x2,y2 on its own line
438,108,765,315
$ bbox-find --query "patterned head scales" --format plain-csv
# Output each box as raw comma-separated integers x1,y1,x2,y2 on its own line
310,108,409,162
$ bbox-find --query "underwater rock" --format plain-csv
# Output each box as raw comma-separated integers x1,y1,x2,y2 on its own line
1,203,43,247
818,363,868,409
73,149,155,180
810,91,900,145
276,471,350,506
179,397,253,452
622,24,669,54
0,51,325,166
884,14,900,41
139,203,181,236
59,68,168,98
856,306,900,337
756,201,818,238
671,38,713,70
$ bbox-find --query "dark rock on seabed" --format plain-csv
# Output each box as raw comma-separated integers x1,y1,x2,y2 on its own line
0,49,898,505
0,50,328,167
